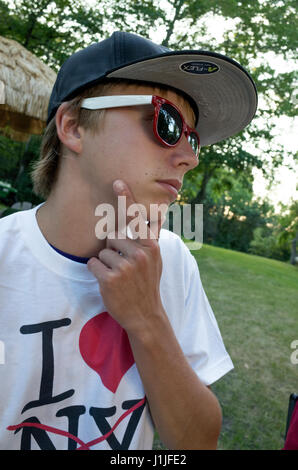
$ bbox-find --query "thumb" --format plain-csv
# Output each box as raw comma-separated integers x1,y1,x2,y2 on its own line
113,179,147,235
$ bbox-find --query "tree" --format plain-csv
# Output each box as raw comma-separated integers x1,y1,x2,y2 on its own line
0,0,165,69
155,0,297,205
199,168,277,253
0,0,296,210
276,199,298,264
248,226,290,261
0,0,104,69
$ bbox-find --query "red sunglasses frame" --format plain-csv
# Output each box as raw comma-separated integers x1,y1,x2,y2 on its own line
151,95,200,157
81,93,200,157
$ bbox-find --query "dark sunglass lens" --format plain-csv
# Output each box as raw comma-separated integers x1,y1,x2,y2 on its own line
188,132,199,155
157,104,182,145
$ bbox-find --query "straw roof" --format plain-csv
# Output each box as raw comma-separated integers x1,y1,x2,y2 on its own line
0,36,56,141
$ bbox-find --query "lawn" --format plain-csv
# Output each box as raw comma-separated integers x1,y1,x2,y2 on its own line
154,243,298,450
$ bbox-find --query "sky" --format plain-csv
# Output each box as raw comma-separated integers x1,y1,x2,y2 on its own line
252,118,297,211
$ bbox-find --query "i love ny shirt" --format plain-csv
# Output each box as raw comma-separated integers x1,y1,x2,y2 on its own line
0,204,233,449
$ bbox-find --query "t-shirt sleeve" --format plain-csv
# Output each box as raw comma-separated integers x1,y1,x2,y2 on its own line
179,252,234,386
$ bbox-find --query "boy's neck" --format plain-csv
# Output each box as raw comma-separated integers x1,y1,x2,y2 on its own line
36,194,107,259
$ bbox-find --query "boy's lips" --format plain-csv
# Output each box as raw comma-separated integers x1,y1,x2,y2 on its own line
156,179,182,198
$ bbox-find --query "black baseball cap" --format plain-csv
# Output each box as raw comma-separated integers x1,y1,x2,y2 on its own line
47,31,257,147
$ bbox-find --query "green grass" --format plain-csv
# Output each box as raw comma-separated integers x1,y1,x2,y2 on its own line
153,243,298,450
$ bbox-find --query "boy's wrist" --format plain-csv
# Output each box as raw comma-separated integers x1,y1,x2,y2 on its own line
125,302,172,346
126,303,171,346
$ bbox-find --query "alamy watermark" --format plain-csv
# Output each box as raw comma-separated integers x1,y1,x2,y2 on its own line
0,340,4,365
291,79,298,106
290,340,298,365
94,197,203,251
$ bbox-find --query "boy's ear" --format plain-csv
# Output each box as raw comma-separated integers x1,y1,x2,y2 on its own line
55,103,83,154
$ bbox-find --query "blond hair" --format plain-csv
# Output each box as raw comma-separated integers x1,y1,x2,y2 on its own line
31,79,195,200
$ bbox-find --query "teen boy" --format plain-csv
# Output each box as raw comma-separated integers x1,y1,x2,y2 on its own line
0,31,257,450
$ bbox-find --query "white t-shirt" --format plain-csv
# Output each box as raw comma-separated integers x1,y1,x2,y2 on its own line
0,204,233,450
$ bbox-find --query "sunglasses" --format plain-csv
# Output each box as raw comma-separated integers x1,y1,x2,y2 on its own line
81,95,200,157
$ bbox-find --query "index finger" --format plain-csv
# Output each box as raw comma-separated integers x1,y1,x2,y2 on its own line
148,212,166,240
112,179,162,244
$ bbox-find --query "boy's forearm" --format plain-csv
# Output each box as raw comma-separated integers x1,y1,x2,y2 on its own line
127,308,222,450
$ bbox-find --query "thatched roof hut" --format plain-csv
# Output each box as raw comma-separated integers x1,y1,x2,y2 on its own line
0,36,56,141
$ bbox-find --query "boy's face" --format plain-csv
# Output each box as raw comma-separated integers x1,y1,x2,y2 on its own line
77,84,199,216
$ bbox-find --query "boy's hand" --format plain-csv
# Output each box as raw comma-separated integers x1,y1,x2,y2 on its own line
87,181,222,450
87,179,166,335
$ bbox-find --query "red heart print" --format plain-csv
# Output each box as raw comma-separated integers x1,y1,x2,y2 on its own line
79,312,135,393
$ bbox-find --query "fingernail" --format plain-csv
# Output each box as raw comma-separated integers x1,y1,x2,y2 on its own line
87,258,96,270
113,180,125,193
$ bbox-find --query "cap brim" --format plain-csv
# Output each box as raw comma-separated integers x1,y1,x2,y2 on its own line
107,51,257,147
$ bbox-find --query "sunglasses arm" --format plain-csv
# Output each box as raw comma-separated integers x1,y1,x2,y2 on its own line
81,95,153,110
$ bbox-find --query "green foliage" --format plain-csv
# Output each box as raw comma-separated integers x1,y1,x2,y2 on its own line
14,136,44,205
248,226,290,261
0,134,44,206
0,0,296,262
276,199,298,245
198,168,278,255
0,134,23,183
0,0,165,69
0,180,17,205
180,163,296,262
0,0,104,69
0,207,20,217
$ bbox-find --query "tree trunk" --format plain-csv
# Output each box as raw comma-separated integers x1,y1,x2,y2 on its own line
290,231,298,265
23,0,52,47
191,167,217,205
14,137,31,187
161,0,184,47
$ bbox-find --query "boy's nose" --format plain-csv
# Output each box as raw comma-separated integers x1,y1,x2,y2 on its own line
171,136,199,170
